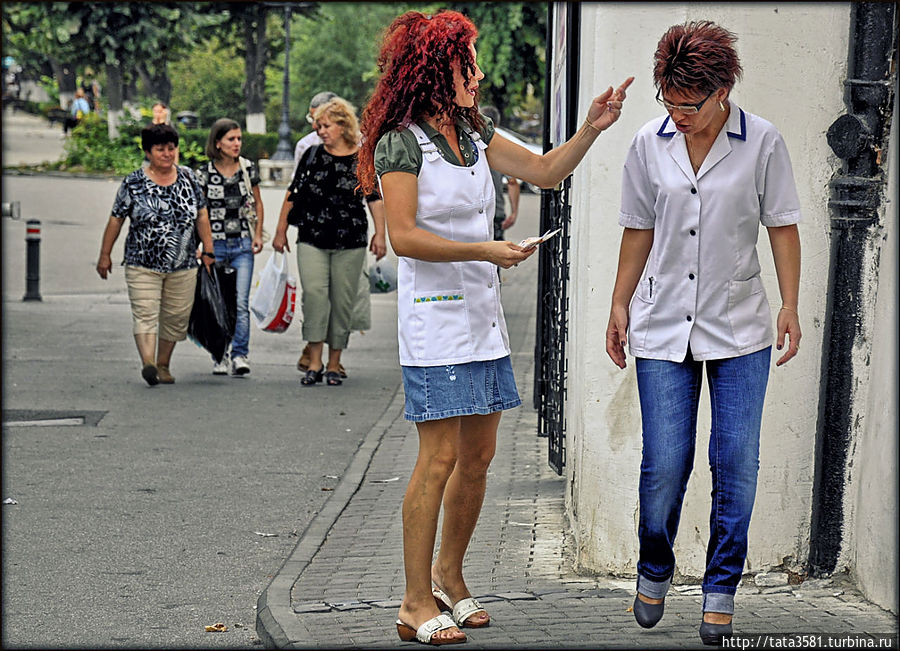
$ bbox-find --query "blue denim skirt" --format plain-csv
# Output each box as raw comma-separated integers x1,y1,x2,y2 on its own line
401,356,521,422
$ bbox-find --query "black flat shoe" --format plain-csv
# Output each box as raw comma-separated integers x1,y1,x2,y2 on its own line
301,366,324,386
633,594,664,628
699,620,733,645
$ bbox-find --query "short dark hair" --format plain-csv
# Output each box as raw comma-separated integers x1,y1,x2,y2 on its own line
141,123,179,152
205,118,242,160
653,21,743,96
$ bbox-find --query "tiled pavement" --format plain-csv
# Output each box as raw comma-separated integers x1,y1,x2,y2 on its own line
256,243,898,650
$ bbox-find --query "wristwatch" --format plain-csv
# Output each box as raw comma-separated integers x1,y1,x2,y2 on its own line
202,251,216,259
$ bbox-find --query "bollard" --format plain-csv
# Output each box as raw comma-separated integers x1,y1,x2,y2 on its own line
2,201,21,220
24,219,42,302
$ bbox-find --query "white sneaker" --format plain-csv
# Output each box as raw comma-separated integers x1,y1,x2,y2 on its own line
231,355,250,376
213,354,230,375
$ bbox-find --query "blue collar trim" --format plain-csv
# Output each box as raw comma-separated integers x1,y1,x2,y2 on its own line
655,108,747,140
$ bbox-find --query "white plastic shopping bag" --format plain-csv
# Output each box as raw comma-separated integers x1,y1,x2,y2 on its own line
250,252,296,333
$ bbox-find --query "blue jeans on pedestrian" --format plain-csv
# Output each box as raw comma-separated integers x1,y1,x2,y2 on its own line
634,346,771,615
213,237,254,358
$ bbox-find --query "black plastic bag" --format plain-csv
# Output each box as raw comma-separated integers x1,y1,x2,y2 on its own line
188,263,236,363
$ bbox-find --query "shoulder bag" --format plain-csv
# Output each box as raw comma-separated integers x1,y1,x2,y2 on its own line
238,156,269,243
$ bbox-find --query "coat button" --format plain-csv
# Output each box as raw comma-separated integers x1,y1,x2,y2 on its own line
690,229,696,236
691,187,697,194
686,315,692,322
689,273,695,280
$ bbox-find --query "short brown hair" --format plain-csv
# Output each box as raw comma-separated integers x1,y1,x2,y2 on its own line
653,21,743,96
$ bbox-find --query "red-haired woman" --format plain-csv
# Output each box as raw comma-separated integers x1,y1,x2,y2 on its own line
605,21,801,645
358,10,632,645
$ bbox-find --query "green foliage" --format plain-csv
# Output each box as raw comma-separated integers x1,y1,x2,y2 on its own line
169,37,246,127
449,2,546,121
60,113,144,175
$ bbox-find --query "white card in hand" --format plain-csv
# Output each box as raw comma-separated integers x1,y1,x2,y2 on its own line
519,228,561,250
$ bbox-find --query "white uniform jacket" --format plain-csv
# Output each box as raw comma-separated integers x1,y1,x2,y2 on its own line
619,101,802,362
390,122,510,367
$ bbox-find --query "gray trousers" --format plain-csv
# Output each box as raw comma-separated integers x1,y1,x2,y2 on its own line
296,243,367,350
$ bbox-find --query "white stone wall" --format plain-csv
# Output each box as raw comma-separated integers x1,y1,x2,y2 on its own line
849,85,898,614
566,2,852,583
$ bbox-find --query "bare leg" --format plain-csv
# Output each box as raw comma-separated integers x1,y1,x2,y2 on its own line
156,339,176,368
134,333,157,365
306,341,325,371
397,417,465,643
326,347,342,374
431,412,499,626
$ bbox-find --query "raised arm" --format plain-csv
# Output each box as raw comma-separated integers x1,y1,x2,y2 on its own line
380,171,534,269
486,77,633,189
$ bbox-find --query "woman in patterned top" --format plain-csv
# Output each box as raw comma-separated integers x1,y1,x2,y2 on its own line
97,123,214,386
272,98,386,387
195,118,266,376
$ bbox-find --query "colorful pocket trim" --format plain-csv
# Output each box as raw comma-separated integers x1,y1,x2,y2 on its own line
414,294,464,304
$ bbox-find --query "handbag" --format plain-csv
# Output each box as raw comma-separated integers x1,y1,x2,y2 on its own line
249,251,296,333
286,144,321,227
238,156,269,243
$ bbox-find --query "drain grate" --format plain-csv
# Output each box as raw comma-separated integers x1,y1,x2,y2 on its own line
2,410,107,427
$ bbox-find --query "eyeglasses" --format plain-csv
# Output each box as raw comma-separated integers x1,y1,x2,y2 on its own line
656,89,714,114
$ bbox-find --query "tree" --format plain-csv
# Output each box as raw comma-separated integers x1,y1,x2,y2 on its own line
450,2,547,122
169,36,245,128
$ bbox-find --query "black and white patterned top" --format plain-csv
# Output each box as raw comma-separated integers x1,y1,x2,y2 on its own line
111,166,207,273
287,147,380,250
194,159,260,241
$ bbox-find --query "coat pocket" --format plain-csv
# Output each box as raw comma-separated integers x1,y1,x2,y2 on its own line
410,290,470,361
727,276,770,348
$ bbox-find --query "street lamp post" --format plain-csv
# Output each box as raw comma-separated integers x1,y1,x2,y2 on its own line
271,3,294,161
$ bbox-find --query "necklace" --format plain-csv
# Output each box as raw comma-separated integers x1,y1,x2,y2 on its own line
685,136,702,174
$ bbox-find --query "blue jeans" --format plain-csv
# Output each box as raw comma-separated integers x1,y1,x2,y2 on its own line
213,237,254,358
634,346,771,614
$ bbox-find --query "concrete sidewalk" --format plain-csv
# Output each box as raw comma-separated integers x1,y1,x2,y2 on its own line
255,244,898,648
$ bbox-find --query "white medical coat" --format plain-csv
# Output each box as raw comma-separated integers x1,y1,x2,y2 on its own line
619,101,802,362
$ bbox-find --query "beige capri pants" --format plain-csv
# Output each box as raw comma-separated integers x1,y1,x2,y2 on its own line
124,266,197,342
296,243,367,350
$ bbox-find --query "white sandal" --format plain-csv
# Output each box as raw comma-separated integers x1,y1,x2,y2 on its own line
396,613,466,645
432,587,491,628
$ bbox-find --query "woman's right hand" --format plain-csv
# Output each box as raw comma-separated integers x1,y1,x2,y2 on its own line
272,229,290,253
605,304,630,369
484,240,535,269
96,253,112,279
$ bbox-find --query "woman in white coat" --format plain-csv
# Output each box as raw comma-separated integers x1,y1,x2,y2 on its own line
605,21,802,646
358,10,632,645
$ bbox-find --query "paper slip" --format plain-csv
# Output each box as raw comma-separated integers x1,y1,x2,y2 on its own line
519,228,561,250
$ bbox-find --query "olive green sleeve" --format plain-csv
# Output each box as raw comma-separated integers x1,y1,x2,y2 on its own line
374,128,422,177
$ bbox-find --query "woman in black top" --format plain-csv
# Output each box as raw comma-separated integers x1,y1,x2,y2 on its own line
273,97,386,386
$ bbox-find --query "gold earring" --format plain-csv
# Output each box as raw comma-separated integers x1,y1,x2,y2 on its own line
719,100,726,112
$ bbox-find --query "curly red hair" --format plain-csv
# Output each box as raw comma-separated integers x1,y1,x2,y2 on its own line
653,21,743,96
357,10,484,194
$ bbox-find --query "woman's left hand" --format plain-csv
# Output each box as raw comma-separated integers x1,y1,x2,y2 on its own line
586,77,635,133
369,233,387,260
252,235,264,254
775,307,801,366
